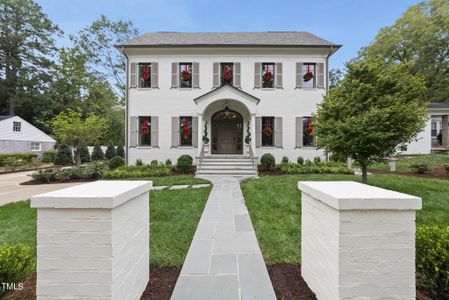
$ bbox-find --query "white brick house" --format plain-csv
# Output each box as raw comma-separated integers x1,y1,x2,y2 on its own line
117,32,341,174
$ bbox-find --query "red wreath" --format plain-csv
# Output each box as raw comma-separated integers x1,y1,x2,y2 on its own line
264,118,272,137
142,65,149,81
183,117,189,139
306,118,314,135
141,117,148,136
182,65,190,81
303,64,314,82
265,66,272,82
224,65,230,81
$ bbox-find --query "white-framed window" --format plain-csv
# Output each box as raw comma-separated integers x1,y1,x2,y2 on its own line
13,121,21,132
138,116,152,146
220,62,234,86
179,62,193,88
261,116,275,147
261,63,275,88
31,142,41,151
139,63,152,88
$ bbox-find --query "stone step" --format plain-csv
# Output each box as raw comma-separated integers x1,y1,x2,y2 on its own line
199,165,255,170
201,161,253,166
196,169,258,175
201,158,252,163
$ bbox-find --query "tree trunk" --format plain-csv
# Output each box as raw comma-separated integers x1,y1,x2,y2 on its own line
361,165,368,184
75,149,81,167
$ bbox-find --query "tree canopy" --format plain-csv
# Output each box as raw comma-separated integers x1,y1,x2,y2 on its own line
314,59,427,183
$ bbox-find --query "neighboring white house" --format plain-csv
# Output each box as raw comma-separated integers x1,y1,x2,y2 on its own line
117,31,341,174
0,115,56,155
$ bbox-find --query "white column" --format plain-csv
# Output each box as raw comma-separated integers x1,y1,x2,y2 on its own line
251,113,256,154
198,113,203,157
298,181,421,300
31,180,152,300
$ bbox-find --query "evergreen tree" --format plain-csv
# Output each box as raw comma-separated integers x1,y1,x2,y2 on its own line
116,144,125,158
54,144,73,165
91,144,104,161
105,144,116,159
79,145,91,163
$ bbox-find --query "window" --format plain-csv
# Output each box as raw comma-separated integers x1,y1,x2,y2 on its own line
262,63,275,88
179,116,192,146
431,122,437,137
138,116,151,146
302,63,316,88
220,63,233,86
261,117,274,147
179,63,192,88
303,117,314,147
30,142,41,151
13,121,21,132
139,63,151,88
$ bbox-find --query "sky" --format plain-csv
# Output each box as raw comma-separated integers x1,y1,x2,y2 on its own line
36,0,421,70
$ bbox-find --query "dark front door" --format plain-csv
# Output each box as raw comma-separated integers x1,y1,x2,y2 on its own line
211,108,243,154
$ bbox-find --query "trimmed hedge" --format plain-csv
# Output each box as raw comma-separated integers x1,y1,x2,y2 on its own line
280,162,352,175
416,226,449,298
260,153,275,170
410,163,430,174
31,162,108,182
0,244,35,297
0,153,37,167
105,144,116,160
176,155,193,173
103,164,172,179
42,150,57,163
108,156,125,170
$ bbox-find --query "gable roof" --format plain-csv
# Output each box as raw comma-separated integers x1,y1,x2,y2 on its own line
116,31,341,48
194,84,260,105
0,116,56,143
428,103,449,109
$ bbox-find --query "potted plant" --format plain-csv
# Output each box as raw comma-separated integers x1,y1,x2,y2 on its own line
202,121,210,155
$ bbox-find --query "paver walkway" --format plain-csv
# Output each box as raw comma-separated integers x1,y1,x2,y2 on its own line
171,176,276,300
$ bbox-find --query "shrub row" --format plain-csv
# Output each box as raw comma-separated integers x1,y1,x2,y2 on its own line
0,153,38,167
416,226,449,298
280,162,353,175
103,164,172,179
31,162,108,182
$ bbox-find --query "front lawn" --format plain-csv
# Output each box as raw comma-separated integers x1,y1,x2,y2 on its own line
366,154,449,172
241,174,449,264
0,185,211,279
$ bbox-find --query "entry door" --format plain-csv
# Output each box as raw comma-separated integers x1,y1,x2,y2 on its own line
219,121,237,153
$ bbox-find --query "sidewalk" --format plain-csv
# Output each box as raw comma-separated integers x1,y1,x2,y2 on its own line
171,176,276,300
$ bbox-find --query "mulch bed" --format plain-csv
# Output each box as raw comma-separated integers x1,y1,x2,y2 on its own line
4,264,439,300
369,165,449,181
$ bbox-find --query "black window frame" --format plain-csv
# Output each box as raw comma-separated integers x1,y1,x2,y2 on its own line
261,63,275,88
179,116,193,146
13,121,21,132
179,62,193,88
139,63,152,88
261,116,275,147
220,62,234,86
302,63,316,88
138,116,152,146
303,116,315,147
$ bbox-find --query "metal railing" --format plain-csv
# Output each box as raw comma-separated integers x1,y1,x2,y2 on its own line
197,143,206,170
248,144,257,170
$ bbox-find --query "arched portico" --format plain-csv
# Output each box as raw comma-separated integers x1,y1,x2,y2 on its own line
193,85,260,156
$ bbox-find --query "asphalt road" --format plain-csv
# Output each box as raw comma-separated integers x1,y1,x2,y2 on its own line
0,171,83,206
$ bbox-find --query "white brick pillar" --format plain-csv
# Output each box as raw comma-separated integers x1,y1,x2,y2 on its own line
298,181,421,300
31,180,152,300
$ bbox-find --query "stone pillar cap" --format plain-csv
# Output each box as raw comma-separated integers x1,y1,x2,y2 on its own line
298,181,421,210
31,180,152,209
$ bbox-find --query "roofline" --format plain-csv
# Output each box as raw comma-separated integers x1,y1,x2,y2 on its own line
115,44,342,50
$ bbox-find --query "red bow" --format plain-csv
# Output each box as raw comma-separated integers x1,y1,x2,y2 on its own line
264,118,271,136
307,118,314,135
224,65,230,81
142,117,148,136
306,64,313,78
182,65,189,81
183,118,189,139
142,65,149,81
266,66,272,81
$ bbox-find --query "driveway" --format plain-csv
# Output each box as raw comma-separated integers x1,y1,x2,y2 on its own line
0,171,83,206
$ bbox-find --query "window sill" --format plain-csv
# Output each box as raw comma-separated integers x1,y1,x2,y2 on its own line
295,146,316,149
136,146,158,149
136,88,159,91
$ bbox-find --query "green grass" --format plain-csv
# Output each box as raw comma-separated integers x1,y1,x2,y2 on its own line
365,154,449,172
114,175,210,187
0,186,211,271
241,174,449,264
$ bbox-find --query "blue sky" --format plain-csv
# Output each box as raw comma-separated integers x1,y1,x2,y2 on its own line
36,0,420,70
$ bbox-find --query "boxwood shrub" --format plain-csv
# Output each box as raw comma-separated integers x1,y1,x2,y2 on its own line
260,153,275,170
176,155,193,173
416,226,449,298
42,150,57,163
0,244,35,297
280,162,352,175
108,156,125,170
103,164,172,179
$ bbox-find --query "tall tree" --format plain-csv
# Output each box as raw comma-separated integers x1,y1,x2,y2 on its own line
360,0,449,102
0,0,62,115
314,59,427,183
70,15,138,103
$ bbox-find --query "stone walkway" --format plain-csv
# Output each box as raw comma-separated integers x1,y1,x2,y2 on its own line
171,176,276,300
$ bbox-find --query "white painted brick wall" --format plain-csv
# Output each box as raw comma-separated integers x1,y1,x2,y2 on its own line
298,181,422,300
31,181,152,300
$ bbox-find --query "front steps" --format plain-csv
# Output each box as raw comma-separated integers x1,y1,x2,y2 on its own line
196,155,258,176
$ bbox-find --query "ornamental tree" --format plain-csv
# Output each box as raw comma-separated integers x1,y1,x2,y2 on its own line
314,59,427,183
51,109,107,166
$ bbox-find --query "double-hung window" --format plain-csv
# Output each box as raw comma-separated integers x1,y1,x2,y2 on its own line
303,116,315,147
261,63,275,88
261,117,275,147
302,63,316,88
31,142,41,151
138,116,152,146
220,63,234,86
179,63,192,88
139,63,152,88
179,116,193,146
13,121,21,132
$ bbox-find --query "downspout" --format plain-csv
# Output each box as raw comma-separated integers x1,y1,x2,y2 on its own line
122,47,129,166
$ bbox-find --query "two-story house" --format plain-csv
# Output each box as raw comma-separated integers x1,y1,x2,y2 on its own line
117,32,341,175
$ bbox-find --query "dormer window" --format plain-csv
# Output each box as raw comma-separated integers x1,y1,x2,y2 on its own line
262,63,275,88
13,121,21,132
220,63,233,86
139,63,152,88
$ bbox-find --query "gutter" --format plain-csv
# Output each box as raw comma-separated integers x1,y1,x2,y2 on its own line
122,47,130,166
